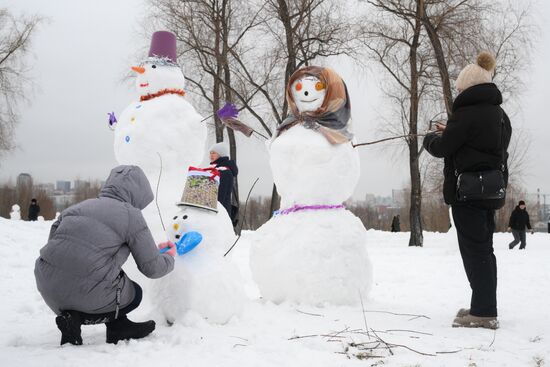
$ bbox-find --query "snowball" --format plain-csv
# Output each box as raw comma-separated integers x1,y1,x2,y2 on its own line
269,125,360,208
250,208,373,306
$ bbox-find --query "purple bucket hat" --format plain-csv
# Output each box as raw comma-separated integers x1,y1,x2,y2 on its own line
148,31,178,64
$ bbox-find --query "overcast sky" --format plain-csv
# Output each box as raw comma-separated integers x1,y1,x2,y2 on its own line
1,0,549,199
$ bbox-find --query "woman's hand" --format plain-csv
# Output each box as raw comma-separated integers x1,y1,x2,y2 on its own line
435,122,447,132
158,241,176,257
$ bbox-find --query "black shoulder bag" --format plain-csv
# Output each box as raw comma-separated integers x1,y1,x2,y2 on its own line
455,112,507,203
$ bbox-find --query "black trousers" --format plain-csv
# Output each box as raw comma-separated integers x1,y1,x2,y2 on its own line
73,281,143,325
452,205,497,317
509,230,527,249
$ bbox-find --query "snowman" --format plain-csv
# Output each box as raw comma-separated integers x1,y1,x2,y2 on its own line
9,204,21,220
249,66,373,306
112,31,242,322
151,167,246,324
113,31,206,239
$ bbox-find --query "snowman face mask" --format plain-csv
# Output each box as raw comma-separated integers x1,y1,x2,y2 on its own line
291,76,327,113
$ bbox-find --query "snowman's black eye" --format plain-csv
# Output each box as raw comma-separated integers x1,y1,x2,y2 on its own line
173,216,178,220
183,215,188,220
151,65,157,69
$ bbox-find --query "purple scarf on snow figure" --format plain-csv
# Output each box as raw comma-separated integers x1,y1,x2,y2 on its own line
273,204,345,216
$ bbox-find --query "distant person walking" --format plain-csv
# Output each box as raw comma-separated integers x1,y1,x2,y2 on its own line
209,143,239,226
28,198,40,221
391,215,400,232
508,200,533,250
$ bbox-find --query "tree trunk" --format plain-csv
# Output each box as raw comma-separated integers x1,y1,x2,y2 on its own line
213,2,224,142
220,0,239,205
276,0,296,119
422,8,453,116
269,183,280,216
408,0,423,247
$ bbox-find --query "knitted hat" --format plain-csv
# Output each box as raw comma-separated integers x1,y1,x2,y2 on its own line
209,142,229,157
178,167,220,212
456,52,496,92
518,200,526,206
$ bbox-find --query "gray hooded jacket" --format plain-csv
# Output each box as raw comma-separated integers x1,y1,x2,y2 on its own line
34,165,174,315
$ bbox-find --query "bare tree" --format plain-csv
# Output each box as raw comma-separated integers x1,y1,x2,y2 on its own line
358,0,434,246
358,0,534,243
0,181,15,218
0,9,42,157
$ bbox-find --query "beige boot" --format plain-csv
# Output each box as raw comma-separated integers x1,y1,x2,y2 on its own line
452,314,499,329
456,308,470,318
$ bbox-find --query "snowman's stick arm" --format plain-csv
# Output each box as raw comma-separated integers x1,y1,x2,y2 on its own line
202,102,270,140
223,177,260,257
155,152,166,232
353,134,427,148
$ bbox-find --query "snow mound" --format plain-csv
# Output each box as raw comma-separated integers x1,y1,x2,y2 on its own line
250,209,372,306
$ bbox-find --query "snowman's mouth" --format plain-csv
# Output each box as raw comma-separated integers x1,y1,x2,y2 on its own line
299,98,319,104
139,83,149,88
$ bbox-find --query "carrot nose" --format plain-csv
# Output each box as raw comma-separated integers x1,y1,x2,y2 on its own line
131,66,145,74
173,223,180,231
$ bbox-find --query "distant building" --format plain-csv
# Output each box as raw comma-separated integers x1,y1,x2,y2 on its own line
36,183,55,196
56,180,71,193
52,193,75,211
364,194,376,205
74,180,90,191
17,173,33,189
392,189,409,208
364,193,393,207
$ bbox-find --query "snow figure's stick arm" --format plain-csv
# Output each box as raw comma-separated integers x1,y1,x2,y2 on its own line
353,134,427,148
203,102,270,140
223,177,260,257
155,152,166,232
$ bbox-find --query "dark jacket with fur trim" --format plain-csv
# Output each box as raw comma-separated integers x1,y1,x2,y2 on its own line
423,83,512,209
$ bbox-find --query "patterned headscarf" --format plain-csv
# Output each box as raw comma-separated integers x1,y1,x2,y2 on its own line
276,66,353,144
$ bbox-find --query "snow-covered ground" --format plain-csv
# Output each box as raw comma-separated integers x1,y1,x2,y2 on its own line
0,217,548,367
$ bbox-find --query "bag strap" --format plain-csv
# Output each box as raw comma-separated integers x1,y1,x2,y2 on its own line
499,108,506,172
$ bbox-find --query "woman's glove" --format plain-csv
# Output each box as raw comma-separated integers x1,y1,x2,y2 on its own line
158,241,176,257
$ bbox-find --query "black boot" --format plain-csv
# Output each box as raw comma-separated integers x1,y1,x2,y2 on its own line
105,315,155,344
55,311,83,346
